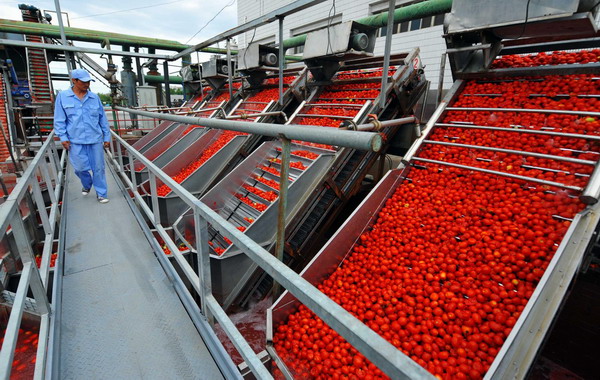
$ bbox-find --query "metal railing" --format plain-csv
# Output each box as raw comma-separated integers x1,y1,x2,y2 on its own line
106,111,432,379
0,131,65,379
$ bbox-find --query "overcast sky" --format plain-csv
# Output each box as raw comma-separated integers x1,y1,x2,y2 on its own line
0,0,238,92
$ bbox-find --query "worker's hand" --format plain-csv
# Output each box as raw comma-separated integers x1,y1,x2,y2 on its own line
103,142,110,149
61,141,70,150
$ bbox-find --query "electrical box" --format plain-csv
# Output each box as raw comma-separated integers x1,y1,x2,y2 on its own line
302,21,376,60
237,43,280,72
137,85,158,130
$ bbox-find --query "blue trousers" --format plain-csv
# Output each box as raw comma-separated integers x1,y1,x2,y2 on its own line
69,143,107,197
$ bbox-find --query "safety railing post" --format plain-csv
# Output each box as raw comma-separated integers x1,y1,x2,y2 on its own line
31,178,51,235
9,212,50,315
128,150,137,189
194,210,213,324
148,172,161,225
273,137,290,299
39,152,57,204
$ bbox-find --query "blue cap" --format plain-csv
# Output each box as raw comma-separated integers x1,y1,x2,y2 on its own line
71,68,94,82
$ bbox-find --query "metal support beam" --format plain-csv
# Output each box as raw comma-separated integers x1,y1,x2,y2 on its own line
0,38,172,59
116,106,382,152
53,0,73,72
379,0,395,109
163,61,172,107
273,137,291,300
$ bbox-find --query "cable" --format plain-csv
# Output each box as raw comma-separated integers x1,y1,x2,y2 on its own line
185,0,236,44
71,0,184,20
514,0,532,40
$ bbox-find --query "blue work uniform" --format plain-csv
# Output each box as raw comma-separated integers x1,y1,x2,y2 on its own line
54,88,111,197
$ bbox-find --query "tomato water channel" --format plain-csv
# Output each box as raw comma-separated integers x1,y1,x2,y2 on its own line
268,50,600,379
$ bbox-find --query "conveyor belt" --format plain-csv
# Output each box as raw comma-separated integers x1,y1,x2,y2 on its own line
55,160,228,378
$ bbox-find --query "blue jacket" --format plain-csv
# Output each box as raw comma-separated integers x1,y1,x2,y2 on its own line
54,88,110,144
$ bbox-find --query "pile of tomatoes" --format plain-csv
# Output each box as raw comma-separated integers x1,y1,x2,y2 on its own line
427,74,600,189
492,49,600,68
334,68,397,80
272,51,597,379
253,174,281,190
0,326,39,377
157,130,245,196
160,243,188,255
243,184,278,202
274,165,585,379
235,193,267,212
263,75,297,85
34,253,57,268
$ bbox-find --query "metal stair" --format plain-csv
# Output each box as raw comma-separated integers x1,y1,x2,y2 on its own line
22,12,54,134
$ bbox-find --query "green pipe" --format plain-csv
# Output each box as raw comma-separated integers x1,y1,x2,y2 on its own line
1,0,451,56
283,0,452,49
356,0,452,27
0,18,189,51
145,75,182,84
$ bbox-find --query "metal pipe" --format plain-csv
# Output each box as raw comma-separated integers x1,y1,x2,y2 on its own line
145,74,182,84
342,116,417,131
437,53,446,106
163,61,172,108
278,17,285,106
0,18,188,51
424,140,597,166
273,137,291,300
225,111,288,121
435,123,600,140
53,0,73,72
412,157,583,191
296,113,354,120
0,38,172,59
116,106,382,152
379,0,395,109
226,39,233,101
581,163,600,204
445,106,600,117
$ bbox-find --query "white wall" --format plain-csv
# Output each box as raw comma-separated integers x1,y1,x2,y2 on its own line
236,0,453,89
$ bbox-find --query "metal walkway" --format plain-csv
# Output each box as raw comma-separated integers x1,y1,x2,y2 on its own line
55,161,224,379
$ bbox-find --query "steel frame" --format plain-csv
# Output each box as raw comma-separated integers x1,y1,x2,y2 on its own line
0,131,66,379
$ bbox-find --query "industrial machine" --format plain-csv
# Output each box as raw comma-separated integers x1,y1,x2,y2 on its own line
173,30,426,309
268,1,600,379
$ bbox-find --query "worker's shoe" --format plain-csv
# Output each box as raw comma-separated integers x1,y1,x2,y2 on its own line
97,197,110,204
82,188,90,196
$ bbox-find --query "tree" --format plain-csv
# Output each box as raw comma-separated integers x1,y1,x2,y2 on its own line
98,93,111,105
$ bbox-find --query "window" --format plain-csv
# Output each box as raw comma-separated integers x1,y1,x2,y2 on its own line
372,0,447,37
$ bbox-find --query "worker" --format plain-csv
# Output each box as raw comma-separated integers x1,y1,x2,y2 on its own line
54,68,111,203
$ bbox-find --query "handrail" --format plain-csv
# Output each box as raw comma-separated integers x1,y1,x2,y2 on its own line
0,131,65,378
107,124,433,379
115,106,383,152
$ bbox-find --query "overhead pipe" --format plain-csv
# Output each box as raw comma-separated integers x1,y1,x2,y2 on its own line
283,0,453,49
115,106,382,152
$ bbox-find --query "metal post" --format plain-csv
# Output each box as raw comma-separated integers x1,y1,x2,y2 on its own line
163,61,172,108
278,17,285,106
194,212,213,324
437,52,447,106
128,151,137,189
273,137,291,299
53,0,73,72
148,172,161,225
379,0,396,109
226,39,233,101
